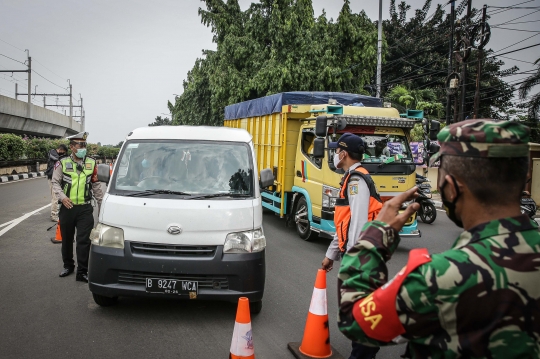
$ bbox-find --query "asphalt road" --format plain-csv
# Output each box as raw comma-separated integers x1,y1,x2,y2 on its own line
0,177,462,359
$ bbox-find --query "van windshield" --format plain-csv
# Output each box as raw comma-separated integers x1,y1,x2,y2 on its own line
111,140,254,197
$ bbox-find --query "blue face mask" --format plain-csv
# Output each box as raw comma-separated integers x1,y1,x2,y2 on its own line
75,148,87,158
142,159,150,168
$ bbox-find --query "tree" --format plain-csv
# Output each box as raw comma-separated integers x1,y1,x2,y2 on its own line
170,0,379,126
519,58,540,118
148,116,172,126
381,0,519,120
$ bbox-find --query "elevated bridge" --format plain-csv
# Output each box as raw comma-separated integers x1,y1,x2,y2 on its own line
0,95,81,138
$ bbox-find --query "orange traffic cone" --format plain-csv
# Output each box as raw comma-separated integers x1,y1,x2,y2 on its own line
229,297,255,359
109,163,113,176
288,269,343,359
50,221,62,244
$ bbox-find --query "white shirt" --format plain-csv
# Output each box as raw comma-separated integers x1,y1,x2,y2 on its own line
325,162,370,261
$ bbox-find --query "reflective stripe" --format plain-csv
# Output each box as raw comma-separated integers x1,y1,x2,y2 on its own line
230,322,254,358
62,175,72,183
308,287,327,316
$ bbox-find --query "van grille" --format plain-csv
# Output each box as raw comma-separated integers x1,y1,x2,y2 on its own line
118,271,229,289
130,242,217,257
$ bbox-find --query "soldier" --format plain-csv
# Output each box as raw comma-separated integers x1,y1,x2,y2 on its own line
51,132,103,282
337,120,540,358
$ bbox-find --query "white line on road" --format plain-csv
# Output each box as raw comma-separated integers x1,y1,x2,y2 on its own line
0,176,46,185
0,203,51,238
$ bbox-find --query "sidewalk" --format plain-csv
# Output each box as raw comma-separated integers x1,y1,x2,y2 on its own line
0,171,45,183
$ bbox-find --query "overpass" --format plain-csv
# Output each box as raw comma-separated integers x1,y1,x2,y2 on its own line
0,95,82,138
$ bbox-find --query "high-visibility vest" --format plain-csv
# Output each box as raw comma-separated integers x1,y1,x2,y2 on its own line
335,166,382,253
60,156,96,205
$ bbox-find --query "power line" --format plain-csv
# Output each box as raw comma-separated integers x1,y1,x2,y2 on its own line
487,0,536,15
33,59,67,82
491,33,540,54
491,8,540,27
0,53,25,65
493,19,540,26
33,69,67,90
498,55,537,64
489,6,540,9
493,27,540,33
489,42,540,57
0,38,25,52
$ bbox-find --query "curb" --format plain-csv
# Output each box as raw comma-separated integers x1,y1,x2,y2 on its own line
0,171,45,183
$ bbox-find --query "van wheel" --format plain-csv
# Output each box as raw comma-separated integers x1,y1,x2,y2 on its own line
295,197,316,241
92,293,118,307
250,300,262,314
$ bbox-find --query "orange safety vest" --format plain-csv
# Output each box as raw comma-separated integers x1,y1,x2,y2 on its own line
335,166,383,253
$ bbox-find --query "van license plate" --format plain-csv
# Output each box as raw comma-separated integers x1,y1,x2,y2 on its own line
145,278,198,295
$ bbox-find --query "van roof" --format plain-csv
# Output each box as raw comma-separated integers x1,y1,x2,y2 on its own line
126,125,252,143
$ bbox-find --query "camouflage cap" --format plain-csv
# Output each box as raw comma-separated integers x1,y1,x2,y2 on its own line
429,119,530,166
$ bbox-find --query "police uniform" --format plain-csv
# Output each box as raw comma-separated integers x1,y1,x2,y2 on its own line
51,132,103,281
337,120,540,358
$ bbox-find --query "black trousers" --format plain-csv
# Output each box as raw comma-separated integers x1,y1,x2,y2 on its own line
59,203,94,274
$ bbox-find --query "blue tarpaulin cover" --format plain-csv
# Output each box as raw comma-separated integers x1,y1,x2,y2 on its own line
224,91,382,120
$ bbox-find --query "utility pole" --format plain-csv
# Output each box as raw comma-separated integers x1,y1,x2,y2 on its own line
15,83,18,100
473,5,488,118
376,0,383,98
27,54,32,118
68,81,73,120
446,0,456,124
80,96,84,131
459,0,472,122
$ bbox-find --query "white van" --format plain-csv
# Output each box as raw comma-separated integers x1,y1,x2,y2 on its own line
88,126,273,313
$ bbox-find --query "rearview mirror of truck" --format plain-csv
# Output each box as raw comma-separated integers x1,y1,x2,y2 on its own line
429,142,440,155
97,163,111,184
430,120,441,141
315,116,328,137
259,168,275,188
313,138,325,159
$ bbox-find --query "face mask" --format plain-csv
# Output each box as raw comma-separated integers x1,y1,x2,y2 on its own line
333,151,343,168
440,175,463,228
57,152,65,157
75,148,86,159
142,159,150,168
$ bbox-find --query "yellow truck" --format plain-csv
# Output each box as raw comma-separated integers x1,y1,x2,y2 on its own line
224,92,421,240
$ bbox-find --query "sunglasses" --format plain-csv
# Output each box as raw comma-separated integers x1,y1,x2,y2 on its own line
72,142,87,148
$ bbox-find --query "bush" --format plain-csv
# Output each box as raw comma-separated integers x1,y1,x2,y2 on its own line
0,134,26,161
25,137,50,159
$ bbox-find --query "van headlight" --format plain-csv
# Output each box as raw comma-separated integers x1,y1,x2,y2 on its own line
224,227,266,253
90,223,124,249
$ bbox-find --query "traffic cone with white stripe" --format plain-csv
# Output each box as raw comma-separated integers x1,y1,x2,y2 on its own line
229,297,255,359
50,221,62,244
288,269,343,359
109,163,113,176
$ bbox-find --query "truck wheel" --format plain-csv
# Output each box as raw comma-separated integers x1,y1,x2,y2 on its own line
92,293,118,307
419,203,437,224
250,300,262,314
295,197,316,241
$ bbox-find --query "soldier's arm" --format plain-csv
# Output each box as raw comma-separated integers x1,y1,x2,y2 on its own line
51,162,67,202
337,221,437,346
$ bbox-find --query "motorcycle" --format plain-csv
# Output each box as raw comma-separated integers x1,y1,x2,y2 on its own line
415,175,437,224
520,190,537,219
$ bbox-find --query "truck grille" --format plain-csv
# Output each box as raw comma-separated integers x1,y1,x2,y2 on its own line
130,242,217,257
118,271,229,289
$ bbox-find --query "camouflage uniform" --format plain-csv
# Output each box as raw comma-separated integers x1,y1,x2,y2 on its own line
337,120,540,358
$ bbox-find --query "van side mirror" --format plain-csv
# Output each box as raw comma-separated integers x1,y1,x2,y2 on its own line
313,138,325,159
315,116,328,137
430,120,441,141
259,168,274,188
97,163,111,184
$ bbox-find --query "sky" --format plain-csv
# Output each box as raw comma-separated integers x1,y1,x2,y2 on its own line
1,0,539,145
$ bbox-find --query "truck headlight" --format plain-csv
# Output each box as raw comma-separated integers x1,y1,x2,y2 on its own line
90,223,124,249
322,185,340,209
224,227,266,253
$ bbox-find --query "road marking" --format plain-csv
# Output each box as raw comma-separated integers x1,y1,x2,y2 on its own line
0,203,51,238
0,219,16,228
436,209,446,212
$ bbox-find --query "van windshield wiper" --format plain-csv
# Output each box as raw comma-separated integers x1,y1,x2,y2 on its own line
124,189,192,197
186,193,252,200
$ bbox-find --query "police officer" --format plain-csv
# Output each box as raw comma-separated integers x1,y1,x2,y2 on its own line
321,133,382,359
51,132,103,282
337,120,540,358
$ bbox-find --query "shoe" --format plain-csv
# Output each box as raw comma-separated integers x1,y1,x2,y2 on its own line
75,273,88,282
59,268,74,277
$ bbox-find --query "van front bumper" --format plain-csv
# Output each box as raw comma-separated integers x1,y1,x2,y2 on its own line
88,243,265,303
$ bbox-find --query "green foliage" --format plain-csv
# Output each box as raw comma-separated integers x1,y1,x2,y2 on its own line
170,0,379,126
97,146,120,158
519,58,540,118
25,138,51,159
148,116,172,126
0,134,26,161
382,0,519,120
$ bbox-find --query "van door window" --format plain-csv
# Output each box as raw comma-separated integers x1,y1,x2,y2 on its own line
300,130,322,168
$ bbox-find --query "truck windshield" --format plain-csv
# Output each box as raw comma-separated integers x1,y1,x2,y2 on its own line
329,133,413,164
111,140,254,197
